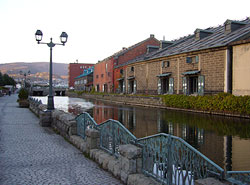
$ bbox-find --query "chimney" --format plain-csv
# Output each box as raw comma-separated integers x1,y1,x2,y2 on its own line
150,34,155,38
147,45,159,53
160,41,174,49
224,19,246,34
195,29,213,41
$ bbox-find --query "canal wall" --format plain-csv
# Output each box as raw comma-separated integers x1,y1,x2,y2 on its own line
28,98,161,185
67,92,250,119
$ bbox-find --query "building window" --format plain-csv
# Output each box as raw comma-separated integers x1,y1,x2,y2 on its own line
108,72,111,77
105,63,108,72
166,61,170,67
186,56,199,64
101,74,104,78
131,67,134,72
120,69,123,74
96,75,99,78
161,61,165,68
161,61,170,68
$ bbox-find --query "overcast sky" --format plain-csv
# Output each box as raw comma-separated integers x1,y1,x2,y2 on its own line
0,0,249,64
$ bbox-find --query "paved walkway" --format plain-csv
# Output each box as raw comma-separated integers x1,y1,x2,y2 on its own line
0,94,122,185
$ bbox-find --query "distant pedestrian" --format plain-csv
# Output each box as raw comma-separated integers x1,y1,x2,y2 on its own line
9,90,11,96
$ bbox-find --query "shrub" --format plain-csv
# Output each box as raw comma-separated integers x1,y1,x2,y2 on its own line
18,88,29,100
162,93,250,115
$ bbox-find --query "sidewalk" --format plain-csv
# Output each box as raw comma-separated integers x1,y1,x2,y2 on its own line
0,94,122,185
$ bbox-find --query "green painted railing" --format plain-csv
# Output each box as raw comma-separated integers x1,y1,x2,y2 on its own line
137,133,224,185
74,112,250,185
226,171,250,185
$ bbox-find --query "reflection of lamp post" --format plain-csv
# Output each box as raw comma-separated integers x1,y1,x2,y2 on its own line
20,70,30,88
35,30,68,110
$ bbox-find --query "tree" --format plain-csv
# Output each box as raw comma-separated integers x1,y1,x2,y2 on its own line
0,72,3,86
0,72,16,86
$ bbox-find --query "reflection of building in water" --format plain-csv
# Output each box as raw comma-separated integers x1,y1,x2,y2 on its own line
224,136,250,171
92,101,118,124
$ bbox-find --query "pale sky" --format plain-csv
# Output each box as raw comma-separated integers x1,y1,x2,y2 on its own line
0,0,249,64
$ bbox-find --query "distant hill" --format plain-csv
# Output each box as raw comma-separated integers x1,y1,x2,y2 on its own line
0,62,68,77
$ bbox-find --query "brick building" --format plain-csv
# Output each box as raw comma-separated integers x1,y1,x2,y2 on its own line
68,63,94,89
121,18,250,96
93,34,160,93
74,66,94,91
93,56,115,93
113,34,160,93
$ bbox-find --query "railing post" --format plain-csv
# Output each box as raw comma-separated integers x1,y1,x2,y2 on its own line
167,136,173,185
83,113,86,138
112,122,115,155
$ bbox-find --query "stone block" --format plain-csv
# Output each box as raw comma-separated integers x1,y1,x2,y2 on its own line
107,156,119,172
112,160,121,178
195,178,228,185
39,110,51,127
119,144,142,159
121,156,136,174
121,170,129,184
90,149,100,159
85,128,100,138
98,153,113,170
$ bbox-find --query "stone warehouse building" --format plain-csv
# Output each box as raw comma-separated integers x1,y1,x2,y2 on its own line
93,34,160,93
119,18,250,96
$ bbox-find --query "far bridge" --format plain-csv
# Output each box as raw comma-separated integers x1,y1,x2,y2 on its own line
31,86,66,96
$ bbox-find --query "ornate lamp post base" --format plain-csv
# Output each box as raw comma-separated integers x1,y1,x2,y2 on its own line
47,95,55,110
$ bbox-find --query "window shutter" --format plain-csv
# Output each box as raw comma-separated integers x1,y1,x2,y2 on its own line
123,81,125,93
133,80,137,94
182,77,187,95
169,78,174,94
158,78,162,94
195,56,199,63
128,82,131,94
198,75,205,95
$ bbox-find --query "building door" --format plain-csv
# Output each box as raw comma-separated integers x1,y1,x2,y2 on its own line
161,78,169,94
96,84,100,92
128,80,134,94
189,76,198,94
104,84,108,93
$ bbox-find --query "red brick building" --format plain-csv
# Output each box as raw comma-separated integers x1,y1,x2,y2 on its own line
93,56,115,93
94,34,160,93
68,63,94,88
114,34,160,93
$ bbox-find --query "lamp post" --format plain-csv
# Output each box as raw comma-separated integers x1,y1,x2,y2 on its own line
35,30,68,110
19,70,30,88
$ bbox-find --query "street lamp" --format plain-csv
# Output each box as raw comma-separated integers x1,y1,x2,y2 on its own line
20,70,31,88
35,30,68,110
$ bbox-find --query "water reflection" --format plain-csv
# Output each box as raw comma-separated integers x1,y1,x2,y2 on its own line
33,96,250,171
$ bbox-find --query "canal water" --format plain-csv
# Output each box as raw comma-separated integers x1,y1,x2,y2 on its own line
33,96,250,171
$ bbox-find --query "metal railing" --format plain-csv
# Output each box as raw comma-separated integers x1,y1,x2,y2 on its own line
75,112,136,156
98,119,137,156
137,133,224,185
75,112,98,139
73,112,250,185
226,171,250,185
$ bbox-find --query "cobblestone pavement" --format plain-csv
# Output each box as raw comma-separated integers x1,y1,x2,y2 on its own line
0,94,123,185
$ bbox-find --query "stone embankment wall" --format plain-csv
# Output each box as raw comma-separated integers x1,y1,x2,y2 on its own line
28,99,160,185
67,92,164,108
